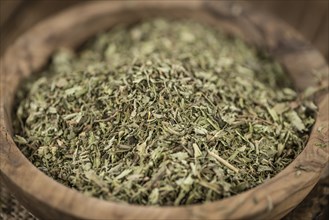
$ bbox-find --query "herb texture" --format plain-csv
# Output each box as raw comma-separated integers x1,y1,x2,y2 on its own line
14,19,316,205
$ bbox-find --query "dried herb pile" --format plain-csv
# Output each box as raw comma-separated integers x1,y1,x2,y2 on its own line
14,19,316,205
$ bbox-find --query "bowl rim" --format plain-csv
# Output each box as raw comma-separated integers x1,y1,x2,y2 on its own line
0,1,328,219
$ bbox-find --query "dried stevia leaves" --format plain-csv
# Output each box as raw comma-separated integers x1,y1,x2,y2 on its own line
13,19,316,205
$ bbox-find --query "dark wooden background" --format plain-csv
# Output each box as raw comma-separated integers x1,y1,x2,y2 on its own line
0,1,328,220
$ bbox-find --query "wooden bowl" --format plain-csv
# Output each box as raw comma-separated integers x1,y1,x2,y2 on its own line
1,1,328,219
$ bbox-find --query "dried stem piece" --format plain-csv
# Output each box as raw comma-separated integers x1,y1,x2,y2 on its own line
208,150,239,173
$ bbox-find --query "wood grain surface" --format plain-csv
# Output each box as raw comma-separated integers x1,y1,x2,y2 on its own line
0,1,328,220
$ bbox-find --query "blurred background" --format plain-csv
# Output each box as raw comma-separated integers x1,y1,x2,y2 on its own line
0,0,328,61
0,0,328,220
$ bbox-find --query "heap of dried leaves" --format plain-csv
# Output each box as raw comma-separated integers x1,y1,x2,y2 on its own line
14,19,316,205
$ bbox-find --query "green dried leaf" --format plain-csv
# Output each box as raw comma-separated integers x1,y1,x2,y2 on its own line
286,111,306,131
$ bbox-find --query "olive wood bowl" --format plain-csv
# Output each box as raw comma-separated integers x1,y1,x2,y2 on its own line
0,1,328,219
